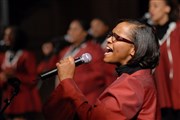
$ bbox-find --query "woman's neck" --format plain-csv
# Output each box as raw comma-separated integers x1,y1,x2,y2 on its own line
157,15,169,26
73,33,87,47
73,40,84,47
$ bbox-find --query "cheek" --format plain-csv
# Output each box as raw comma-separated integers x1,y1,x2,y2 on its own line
154,7,166,17
114,44,128,53
70,32,79,39
113,44,131,59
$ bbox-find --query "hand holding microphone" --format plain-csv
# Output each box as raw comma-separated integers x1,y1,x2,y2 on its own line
39,53,92,80
56,56,75,81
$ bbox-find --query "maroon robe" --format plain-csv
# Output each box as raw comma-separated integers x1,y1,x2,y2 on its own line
43,69,160,120
100,39,117,87
37,55,58,103
0,52,5,88
0,50,41,114
154,21,180,109
37,55,58,74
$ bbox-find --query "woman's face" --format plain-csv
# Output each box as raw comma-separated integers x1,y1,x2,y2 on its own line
90,19,108,38
104,22,135,65
67,20,86,44
3,27,14,46
149,0,170,25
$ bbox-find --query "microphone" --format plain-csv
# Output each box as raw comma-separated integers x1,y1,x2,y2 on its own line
39,53,92,80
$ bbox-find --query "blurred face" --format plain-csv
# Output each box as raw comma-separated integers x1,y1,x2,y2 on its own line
3,27,14,46
42,42,54,56
67,20,87,45
104,22,135,65
90,19,108,38
149,0,170,25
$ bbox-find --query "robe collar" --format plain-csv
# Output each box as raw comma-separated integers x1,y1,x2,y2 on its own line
115,64,142,76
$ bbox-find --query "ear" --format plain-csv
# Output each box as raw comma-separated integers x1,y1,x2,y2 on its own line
165,5,171,14
129,46,135,57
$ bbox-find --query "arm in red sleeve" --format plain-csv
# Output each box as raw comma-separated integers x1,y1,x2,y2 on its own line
43,78,87,120
43,75,149,120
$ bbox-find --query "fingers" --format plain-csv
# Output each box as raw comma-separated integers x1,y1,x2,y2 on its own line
56,56,75,68
56,56,75,81
58,56,74,64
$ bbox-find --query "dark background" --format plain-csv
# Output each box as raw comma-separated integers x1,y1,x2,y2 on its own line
3,0,149,61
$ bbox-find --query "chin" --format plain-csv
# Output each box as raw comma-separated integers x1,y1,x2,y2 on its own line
103,57,113,64
103,57,107,62
103,57,109,63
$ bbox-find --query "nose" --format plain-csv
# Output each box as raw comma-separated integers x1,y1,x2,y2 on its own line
106,37,113,44
149,5,154,15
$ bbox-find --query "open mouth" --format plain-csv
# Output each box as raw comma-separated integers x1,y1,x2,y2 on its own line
106,46,113,53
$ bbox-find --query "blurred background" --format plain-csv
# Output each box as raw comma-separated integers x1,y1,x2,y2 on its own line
0,0,148,60
1,0,180,120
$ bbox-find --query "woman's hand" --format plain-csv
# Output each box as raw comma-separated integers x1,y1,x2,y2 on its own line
56,56,75,81
0,72,8,82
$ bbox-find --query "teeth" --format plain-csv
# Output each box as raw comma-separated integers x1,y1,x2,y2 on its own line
106,46,111,50
106,46,113,53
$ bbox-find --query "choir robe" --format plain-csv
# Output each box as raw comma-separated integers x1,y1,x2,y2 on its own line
0,52,5,88
37,55,58,74
154,21,180,109
103,63,116,87
96,35,117,86
0,50,41,114
37,55,58,103
43,69,160,120
58,40,108,104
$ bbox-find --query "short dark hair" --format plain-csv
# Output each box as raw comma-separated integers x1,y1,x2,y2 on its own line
72,19,90,31
120,19,160,69
165,0,180,21
91,17,109,26
2,25,28,51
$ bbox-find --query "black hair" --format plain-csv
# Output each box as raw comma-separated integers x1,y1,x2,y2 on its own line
72,19,90,31
91,17,110,26
3,25,28,51
119,19,160,69
164,0,179,21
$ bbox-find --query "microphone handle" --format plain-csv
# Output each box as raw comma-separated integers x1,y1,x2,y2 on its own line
40,68,58,79
40,58,84,80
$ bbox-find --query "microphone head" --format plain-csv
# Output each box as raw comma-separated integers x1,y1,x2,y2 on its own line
81,53,92,63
